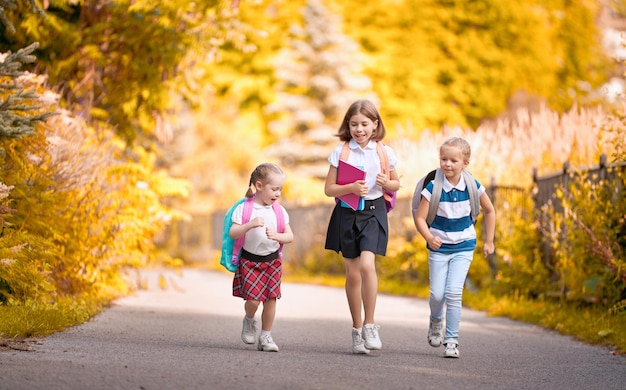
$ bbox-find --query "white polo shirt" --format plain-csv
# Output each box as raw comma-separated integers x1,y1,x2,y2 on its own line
421,173,485,253
328,139,398,201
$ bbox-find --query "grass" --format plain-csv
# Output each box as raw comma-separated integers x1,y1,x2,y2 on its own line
463,290,626,355
0,294,110,349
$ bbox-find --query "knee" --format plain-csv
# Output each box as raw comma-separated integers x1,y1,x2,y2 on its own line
262,298,276,307
246,299,261,310
361,263,377,278
445,290,463,305
430,291,445,303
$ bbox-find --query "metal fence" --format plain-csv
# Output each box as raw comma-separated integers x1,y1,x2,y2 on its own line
532,153,626,266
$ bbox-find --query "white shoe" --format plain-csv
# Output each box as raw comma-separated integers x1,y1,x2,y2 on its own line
428,318,444,347
351,328,370,354
241,317,257,344
363,323,382,350
443,339,459,358
257,333,279,352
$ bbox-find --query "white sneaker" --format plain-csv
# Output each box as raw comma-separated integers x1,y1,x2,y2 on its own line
363,323,382,350
443,340,459,358
241,317,258,344
351,328,370,354
428,318,444,347
257,333,279,352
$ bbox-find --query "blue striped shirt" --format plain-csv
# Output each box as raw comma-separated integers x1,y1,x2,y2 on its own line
421,174,485,253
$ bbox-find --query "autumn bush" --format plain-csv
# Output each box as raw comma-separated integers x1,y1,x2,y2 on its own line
538,119,625,308
0,53,190,337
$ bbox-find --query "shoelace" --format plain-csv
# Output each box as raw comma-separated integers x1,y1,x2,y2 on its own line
430,322,443,336
363,324,380,339
445,343,457,351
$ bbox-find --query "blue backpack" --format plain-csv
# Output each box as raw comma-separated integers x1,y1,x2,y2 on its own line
220,196,285,272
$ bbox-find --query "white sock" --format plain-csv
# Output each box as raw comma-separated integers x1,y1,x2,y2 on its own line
260,330,271,337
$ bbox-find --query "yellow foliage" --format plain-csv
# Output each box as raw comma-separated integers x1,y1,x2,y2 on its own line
0,82,190,307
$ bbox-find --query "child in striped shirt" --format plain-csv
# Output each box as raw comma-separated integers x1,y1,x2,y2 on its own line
414,137,496,358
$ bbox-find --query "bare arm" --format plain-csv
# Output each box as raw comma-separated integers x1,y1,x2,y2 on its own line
323,165,367,198
480,192,496,258
266,223,294,244
229,216,264,240
414,196,442,250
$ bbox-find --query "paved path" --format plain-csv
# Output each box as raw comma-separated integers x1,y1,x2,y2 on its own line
0,268,624,390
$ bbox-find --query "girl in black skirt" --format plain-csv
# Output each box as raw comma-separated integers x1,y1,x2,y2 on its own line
324,100,400,354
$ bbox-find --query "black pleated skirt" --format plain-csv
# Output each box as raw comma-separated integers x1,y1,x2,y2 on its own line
324,196,389,258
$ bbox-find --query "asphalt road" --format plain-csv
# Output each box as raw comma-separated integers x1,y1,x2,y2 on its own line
0,268,624,390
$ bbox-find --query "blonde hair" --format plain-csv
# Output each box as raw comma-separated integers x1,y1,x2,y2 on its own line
441,137,471,162
246,163,285,198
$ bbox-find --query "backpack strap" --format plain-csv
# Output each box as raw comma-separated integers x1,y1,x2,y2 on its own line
231,196,255,265
339,141,393,203
375,141,390,175
375,142,394,204
340,142,350,161
426,169,480,226
272,202,285,257
426,168,444,226
462,170,480,223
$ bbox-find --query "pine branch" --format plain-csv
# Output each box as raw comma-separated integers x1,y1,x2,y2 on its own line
0,42,54,141
0,0,46,34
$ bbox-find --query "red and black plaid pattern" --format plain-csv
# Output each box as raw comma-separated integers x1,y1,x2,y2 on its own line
232,258,282,301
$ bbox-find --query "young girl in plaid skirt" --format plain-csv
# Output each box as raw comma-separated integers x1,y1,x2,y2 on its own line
231,163,294,352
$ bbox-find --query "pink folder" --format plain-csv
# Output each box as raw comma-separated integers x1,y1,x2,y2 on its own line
337,160,366,210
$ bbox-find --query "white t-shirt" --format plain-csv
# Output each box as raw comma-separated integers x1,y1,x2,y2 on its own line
328,139,398,200
232,202,289,256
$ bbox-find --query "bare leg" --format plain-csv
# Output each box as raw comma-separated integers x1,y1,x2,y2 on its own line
244,299,260,318
359,250,378,325
261,298,277,331
344,256,363,329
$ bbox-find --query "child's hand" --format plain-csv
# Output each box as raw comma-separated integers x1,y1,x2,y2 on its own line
353,180,368,197
266,227,279,241
429,236,442,250
250,216,264,229
375,172,389,188
483,242,495,258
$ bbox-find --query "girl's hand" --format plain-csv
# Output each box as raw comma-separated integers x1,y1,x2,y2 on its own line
250,216,264,229
375,172,388,188
353,180,368,197
266,227,278,241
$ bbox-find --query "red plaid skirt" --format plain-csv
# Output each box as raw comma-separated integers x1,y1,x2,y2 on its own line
232,257,282,301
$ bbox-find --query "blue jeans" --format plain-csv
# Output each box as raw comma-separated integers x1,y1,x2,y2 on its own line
428,250,473,342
